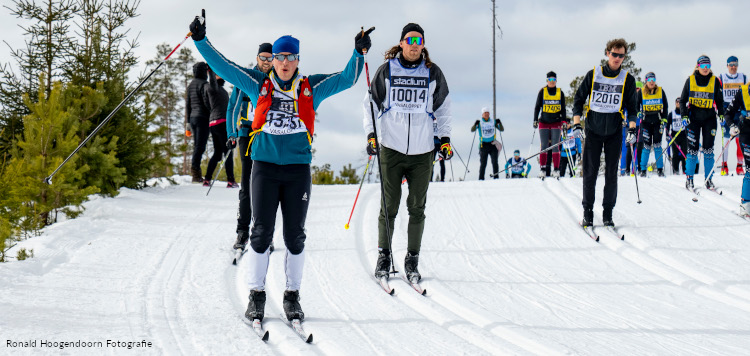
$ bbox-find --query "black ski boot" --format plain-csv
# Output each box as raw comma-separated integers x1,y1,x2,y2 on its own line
603,208,614,227
404,251,421,283
191,167,203,183
245,290,266,321
374,250,391,279
582,208,594,227
639,170,647,177
233,230,249,251
283,290,304,321
705,178,716,190
657,168,665,177
686,176,694,189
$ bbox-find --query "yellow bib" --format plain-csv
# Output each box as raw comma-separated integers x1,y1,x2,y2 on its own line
688,74,715,109
542,87,562,114
641,86,663,112
742,84,750,112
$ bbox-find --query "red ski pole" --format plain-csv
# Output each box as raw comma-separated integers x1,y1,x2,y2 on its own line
345,156,372,230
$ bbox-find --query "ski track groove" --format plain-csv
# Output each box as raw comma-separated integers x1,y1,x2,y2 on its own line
550,178,750,313
356,183,567,356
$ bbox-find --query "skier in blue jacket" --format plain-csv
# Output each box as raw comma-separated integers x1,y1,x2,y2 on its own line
190,12,369,324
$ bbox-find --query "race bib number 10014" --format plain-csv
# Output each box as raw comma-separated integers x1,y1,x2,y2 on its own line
390,76,428,113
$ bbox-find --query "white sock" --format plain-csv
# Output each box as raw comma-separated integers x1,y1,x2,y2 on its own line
247,248,270,291
284,250,305,291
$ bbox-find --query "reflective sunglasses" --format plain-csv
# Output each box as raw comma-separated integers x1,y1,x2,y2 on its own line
547,77,557,82
258,55,273,62
273,54,299,61
609,52,625,59
646,77,655,82
403,36,423,46
699,63,711,69
728,62,738,67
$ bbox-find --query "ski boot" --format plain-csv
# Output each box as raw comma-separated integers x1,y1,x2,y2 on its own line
283,290,304,321
245,290,266,321
538,170,547,179
705,178,716,190
721,162,729,176
404,251,421,283
233,230,249,251
191,167,203,183
686,176,694,189
657,168,665,177
552,170,560,179
639,170,647,177
227,181,239,188
374,250,391,279
603,208,615,227
582,208,594,227
202,179,210,187
737,164,745,176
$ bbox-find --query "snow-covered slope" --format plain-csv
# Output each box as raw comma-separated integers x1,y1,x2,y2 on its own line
2,175,750,355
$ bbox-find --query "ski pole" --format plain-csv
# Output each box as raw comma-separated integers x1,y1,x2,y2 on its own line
450,158,455,182
648,128,683,171
706,133,737,180
45,31,194,185
345,156,372,230
452,145,469,171
361,28,398,274
206,151,232,196
561,129,576,176
497,131,508,163
491,139,566,178
630,143,642,204
527,127,537,157
462,130,476,180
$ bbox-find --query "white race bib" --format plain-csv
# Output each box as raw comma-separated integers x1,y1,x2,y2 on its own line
388,58,430,114
261,74,308,136
589,66,627,114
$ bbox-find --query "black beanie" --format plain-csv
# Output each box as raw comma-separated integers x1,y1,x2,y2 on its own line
401,23,424,41
258,42,273,55
547,71,557,79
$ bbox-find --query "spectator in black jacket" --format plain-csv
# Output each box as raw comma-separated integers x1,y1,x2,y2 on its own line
186,62,211,182
570,38,638,228
203,67,235,187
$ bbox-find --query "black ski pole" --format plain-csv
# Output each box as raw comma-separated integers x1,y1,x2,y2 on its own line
206,151,232,196
45,31,194,185
463,130,476,180
361,28,397,274
452,145,468,171
630,143,642,204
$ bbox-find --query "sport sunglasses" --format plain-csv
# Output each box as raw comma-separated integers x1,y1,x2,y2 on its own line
403,36,423,46
273,54,299,61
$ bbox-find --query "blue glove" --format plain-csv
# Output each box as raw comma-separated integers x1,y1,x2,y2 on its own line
637,112,644,120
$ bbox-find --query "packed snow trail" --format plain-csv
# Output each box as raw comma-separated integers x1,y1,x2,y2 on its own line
2,175,750,355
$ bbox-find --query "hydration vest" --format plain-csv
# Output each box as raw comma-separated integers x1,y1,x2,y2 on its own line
252,72,315,143
688,74,716,109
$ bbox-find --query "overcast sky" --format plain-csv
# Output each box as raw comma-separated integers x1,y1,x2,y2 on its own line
3,0,749,179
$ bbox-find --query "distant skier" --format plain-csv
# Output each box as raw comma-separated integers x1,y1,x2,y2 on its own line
471,107,502,180
227,43,274,254
666,97,688,174
719,55,746,176
203,67,235,187
431,120,445,182
504,150,531,178
570,38,638,227
721,82,749,216
679,55,725,190
190,13,368,322
636,72,669,177
560,128,581,177
533,71,567,178
364,23,452,284
185,62,211,183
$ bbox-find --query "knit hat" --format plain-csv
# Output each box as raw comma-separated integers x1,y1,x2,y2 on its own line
401,23,424,41
645,72,656,81
272,35,299,54
481,107,490,114
258,42,273,55
513,149,520,155
728,55,738,64
547,71,556,79
697,55,711,66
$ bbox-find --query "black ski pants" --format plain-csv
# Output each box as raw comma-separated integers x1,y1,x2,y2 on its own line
582,129,622,211
237,136,254,232
670,130,687,174
560,153,577,177
248,161,311,255
190,119,210,172
478,142,499,180
205,122,234,182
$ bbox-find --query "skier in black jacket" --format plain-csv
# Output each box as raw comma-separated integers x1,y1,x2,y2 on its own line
185,62,211,182
203,67,235,187
679,55,725,190
570,38,638,227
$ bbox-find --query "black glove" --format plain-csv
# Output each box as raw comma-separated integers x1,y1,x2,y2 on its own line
439,137,453,160
569,123,583,139
366,132,377,156
189,9,206,41
626,126,637,145
226,137,236,150
533,119,539,129
472,120,479,131
355,27,374,55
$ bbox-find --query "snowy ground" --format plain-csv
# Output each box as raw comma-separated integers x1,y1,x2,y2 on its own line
2,174,750,355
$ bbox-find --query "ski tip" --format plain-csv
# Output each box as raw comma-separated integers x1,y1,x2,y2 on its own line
306,334,313,343
620,235,625,241
262,331,269,341
389,288,395,295
595,236,600,242
232,258,237,265
421,289,427,296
